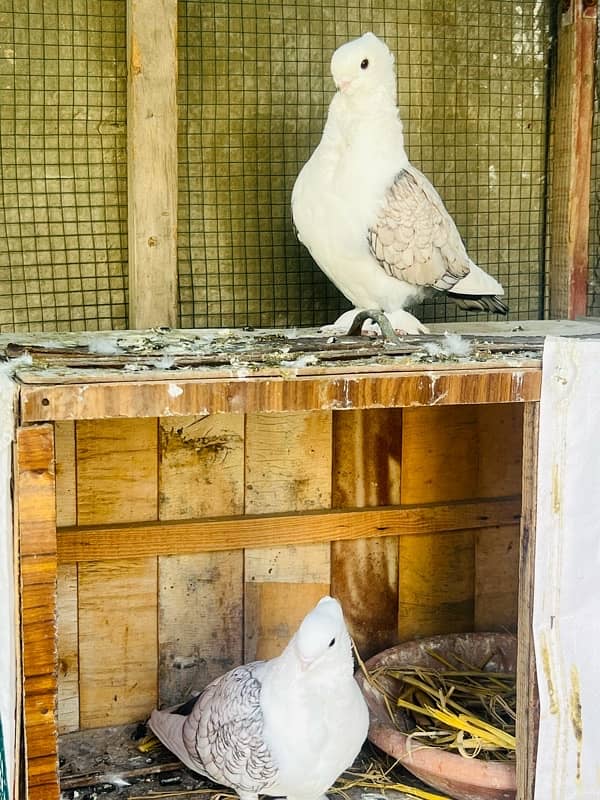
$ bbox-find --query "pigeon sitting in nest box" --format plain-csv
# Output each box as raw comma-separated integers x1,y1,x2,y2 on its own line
149,596,369,800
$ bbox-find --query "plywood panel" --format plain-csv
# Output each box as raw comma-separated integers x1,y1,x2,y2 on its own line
474,525,519,632
331,409,402,659
56,564,79,733
77,418,158,525
54,421,76,527
78,558,158,728
245,543,331,661
245,411,332,513
159,414,244,519
158,552,244,706
398,530,475,641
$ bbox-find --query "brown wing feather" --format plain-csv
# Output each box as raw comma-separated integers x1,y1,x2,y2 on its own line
368,168,471,290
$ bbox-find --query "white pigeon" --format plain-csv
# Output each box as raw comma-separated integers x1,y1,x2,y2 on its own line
292,32,508,335
148,596,369,800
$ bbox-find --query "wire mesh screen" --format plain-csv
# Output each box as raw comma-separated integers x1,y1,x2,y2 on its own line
178,0,551,329
0,0,128,332
589,12,600,317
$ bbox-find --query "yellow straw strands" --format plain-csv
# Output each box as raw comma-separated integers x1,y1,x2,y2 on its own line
366,649,516,761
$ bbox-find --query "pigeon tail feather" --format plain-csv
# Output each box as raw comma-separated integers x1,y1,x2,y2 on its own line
149,709,207,777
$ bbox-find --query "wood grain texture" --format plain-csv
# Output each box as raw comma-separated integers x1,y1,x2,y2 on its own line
56,564,79,733
54,421,76,527
159,414,244,519
245,411,332,513
20,368,542,423
16,424,60,800
127,0,178,327
398,530,475,641
56,498,521,562
76,418,158,525
78,559,158,728
517,402,540,800
549,2,597,318
331,409,402,659
158,552,243,705
474,525,519,632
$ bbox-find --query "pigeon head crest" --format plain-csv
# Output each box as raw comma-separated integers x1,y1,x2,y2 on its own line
293,596,350,670
331,32,396,100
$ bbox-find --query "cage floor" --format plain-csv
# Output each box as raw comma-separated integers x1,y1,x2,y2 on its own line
58,724,432,800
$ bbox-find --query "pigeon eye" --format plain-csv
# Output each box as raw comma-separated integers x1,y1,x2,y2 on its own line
328,637,336,647
360,58,369,70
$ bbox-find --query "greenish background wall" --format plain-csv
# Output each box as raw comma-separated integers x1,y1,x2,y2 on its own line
1,0,552,331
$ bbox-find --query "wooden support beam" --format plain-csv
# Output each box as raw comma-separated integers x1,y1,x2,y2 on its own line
516,402,540,799
127,0,178,328
16,425,60,800
549,0,597,318
56,496,521,563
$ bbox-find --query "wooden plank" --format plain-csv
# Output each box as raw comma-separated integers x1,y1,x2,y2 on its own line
76,418,158,525
127,0,178,327
331,409,402,659
157,415,245,704
549,1,597,318
56,497,521,562
54,421,76,527
474,525,519,632
16,424,60,800
158,552,243,706
244,412,332,660
56,564,79,733
159,414,244,519
78,558,158,728
516,402,540,800
244,545,331,662
20,368,542,422
398,530,475,640
245,411,332,513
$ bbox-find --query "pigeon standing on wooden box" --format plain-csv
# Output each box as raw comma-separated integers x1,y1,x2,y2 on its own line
292,32,508,335
149,596,369,800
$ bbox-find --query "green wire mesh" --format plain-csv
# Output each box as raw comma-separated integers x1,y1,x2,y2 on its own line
2,1,552,332
0,0,128,332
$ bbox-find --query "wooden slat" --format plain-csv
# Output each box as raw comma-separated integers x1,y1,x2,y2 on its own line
549,1,597,318
78,558,158,728
474,525,519,632
159,414,244,519
127,0,178,327
76,418,158,525
244,412,332,660
20,367,542,422
56,564,79,733
517,402,540,800
16,424,59,800
54,421,76,527
244,545,331,662
331,409,402,659
158,414,245,705
57,497,521,562
158,552,243,706
398,530,475,641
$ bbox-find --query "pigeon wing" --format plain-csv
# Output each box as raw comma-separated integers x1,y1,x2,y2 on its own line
368,167,471,291
182,664,279,794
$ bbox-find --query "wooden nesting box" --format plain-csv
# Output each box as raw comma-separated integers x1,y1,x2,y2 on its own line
9,322,557,800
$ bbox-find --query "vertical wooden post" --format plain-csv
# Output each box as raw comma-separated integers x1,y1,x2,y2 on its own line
549,0,597,318
516,402,540,800
17,425,59,800
127,0,178,329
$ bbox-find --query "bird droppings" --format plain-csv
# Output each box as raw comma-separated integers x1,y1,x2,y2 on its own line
167,383,183,398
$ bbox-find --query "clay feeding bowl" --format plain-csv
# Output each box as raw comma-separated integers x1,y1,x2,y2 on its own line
356,632,517,800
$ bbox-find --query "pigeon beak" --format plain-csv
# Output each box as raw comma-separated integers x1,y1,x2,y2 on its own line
299,656,313,672
337,78,353,93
